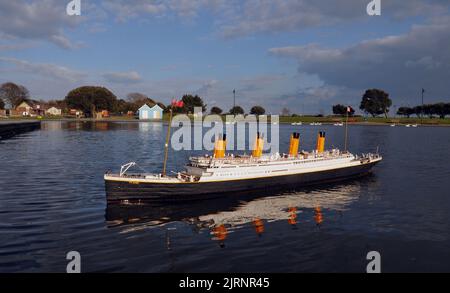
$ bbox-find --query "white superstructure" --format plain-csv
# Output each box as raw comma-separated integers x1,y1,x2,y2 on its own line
185,150,380,182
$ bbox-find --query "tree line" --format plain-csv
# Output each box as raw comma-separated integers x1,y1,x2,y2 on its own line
333,88,450,119
0,82,268,117
397,103,450,119
7,82,446,119
0,82,148,115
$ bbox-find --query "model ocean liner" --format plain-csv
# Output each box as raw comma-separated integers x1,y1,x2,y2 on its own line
104,130,382,202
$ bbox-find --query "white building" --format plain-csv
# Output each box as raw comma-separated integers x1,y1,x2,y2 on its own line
138,104,163,120
46,107,62,116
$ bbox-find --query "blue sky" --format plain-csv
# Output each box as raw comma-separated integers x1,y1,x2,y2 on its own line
1,0,449,114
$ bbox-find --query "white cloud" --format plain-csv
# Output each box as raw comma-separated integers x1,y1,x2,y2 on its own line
101,0,167,22
0,57,86,82
101,0,228,21
238,75,284,92
2,0,447,50
0,0,81,49
0,43,34,51
405,56,441,70
49,35,83,50
194,79,219,97
269,17,450,104
218,0,449,38
269,45,341,61
94,0,449,39
102,71,142,84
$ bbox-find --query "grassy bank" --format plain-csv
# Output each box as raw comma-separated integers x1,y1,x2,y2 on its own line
279,116,450,125
2,115,450,125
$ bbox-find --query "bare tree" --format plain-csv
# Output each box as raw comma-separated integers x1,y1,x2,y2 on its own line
281,107,290,116
127,93,155,104
0,82,30,108
126,92,157,111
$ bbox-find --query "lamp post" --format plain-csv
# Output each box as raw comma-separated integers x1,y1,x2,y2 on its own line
233,89,236,110
421,88,425,124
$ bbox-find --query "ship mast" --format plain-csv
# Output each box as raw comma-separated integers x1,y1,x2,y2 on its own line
162,108,173,177
344,106,350,152
162,99,184,176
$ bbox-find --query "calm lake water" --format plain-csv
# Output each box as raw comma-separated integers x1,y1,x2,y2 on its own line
1,121,450,272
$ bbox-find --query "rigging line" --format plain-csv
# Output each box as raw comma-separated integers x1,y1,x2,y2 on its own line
135,163,150,174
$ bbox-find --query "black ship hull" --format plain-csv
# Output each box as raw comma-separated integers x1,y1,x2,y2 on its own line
105,160,380,203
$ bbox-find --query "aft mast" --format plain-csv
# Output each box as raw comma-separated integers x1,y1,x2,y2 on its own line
162,98,184,177
344,106,352,153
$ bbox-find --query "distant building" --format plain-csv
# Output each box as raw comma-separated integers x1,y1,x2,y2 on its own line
33,103,47,116
16,101,33,116
14,101,47,116
46,107,62,116
93,110,109,119
138,104,163,120
69,109,83,118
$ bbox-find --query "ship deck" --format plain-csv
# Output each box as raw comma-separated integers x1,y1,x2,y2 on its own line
188,149,353,168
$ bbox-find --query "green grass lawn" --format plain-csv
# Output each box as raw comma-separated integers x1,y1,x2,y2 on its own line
3,114,450,125
279,116,450,125
362,117,450,125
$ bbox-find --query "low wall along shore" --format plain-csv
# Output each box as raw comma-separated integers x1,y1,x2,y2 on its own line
0,121,41,140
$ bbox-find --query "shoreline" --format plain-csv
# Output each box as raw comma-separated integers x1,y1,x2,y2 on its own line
0,120,41,139
2,117,450,127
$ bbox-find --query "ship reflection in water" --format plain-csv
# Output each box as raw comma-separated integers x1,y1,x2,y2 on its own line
105,176,374,248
